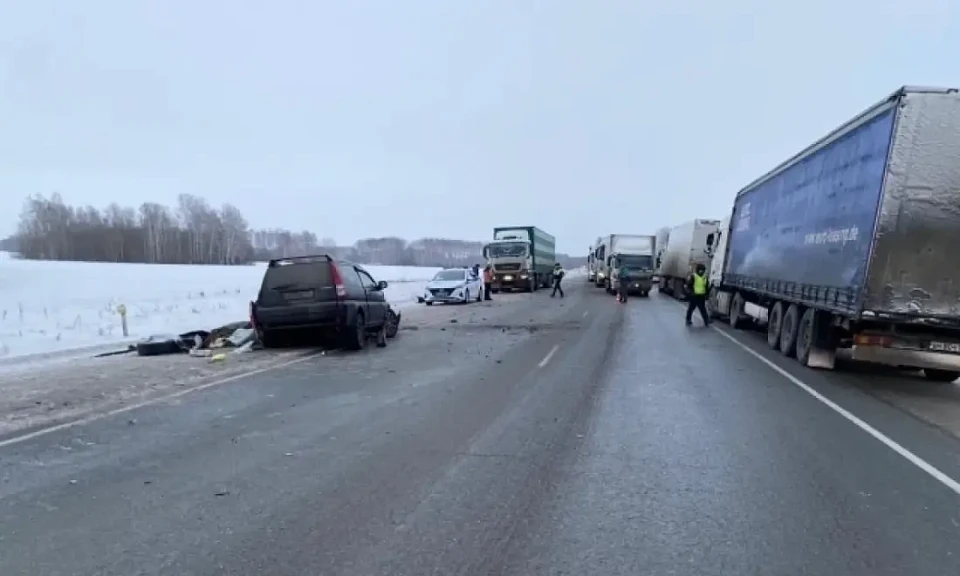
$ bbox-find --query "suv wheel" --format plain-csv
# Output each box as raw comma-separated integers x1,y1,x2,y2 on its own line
344,311,366,351
386,309,399,338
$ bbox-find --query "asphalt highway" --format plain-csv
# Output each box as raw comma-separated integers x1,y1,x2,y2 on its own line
2,280,960,575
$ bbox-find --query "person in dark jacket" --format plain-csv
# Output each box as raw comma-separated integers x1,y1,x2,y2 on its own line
685,263,710,326
551,263,565,298
617,262,631,303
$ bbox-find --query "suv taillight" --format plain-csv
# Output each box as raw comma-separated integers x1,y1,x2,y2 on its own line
329,262,347,298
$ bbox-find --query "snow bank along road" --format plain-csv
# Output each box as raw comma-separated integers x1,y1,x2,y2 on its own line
3,282,960,574
0,253,442,361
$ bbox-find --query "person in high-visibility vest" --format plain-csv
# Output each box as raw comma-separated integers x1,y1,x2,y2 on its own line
685,263,711,326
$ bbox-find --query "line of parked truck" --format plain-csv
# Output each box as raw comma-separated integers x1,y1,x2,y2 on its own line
587,234,658,296
640,86,960,382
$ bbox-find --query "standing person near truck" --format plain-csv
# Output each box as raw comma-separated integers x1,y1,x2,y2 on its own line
617,262,630,303
685,263,710,326
551,263,565,298
483,265,494,301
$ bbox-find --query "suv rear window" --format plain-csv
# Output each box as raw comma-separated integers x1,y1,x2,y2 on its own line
262,261,332,290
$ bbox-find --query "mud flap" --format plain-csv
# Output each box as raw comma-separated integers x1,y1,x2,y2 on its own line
806,348,836,369
807,311,837,370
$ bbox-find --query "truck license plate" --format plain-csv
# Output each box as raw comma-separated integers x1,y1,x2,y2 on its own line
928,341,960,353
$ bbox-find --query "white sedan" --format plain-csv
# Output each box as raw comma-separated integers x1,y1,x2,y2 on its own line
421,268,484,305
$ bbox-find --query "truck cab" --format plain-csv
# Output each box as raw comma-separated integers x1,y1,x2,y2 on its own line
658,219,721,299
483,238,533,290
604,235,656,296
609,252,655,297
593,236,610,288
482,227,555,292
706,215,731,316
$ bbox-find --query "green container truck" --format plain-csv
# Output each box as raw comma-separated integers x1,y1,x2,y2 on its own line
482,226,556,292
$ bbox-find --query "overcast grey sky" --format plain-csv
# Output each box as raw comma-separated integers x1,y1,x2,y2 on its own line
1,1,956,254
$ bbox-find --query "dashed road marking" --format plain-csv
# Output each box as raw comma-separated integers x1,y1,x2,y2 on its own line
712,326,960,496
538,345,560,368
0,353,318,449
582,311,589,318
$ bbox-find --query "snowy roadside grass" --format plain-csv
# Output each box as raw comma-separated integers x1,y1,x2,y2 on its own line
0,257,441,361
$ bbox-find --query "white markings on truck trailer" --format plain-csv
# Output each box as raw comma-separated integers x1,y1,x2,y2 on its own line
735,202,751,232
712,325,960,497
804,226,860,245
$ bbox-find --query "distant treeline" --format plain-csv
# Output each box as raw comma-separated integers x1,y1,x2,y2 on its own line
6,194,586,268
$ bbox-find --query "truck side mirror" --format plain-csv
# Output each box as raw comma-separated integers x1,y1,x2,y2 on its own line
482,246,489,258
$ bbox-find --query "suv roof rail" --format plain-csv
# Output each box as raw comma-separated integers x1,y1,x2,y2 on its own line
267,254,333,268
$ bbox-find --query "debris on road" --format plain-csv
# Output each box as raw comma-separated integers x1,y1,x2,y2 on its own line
103,310,387,363
129,321,257,360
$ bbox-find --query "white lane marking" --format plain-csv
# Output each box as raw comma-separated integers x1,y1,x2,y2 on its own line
582,311,589,318
0,353,317,449
538,345,560,368
711,326,960,496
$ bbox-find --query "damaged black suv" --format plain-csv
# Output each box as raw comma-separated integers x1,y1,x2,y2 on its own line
250,255,391,350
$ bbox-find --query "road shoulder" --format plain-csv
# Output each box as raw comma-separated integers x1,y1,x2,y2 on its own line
0,283,586,442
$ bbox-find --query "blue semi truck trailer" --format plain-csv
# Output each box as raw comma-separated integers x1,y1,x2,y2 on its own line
707,86,960,382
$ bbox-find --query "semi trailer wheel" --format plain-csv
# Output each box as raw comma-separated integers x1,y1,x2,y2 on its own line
767,302,784,350
779,304,801,357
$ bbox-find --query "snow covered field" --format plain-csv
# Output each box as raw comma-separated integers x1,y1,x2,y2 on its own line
0,252,443,361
